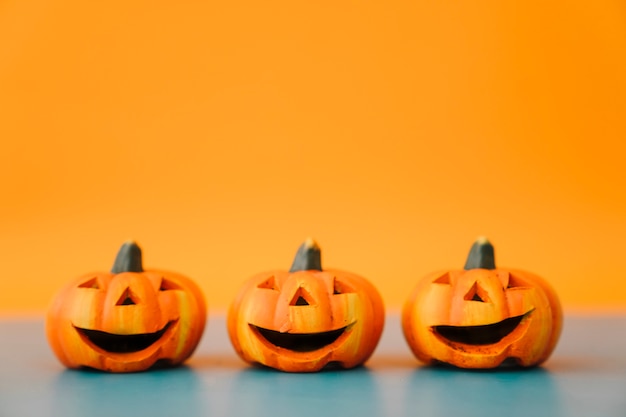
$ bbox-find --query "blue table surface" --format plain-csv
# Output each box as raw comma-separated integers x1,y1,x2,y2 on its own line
1,314,625,417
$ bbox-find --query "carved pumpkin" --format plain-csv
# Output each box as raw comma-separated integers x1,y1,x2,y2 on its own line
227,239,385,372
46,241,206,372
402,238,562,369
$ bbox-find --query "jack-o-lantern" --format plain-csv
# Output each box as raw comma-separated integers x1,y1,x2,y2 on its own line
402,238,562,369
46,241,206,372
227,239,385,372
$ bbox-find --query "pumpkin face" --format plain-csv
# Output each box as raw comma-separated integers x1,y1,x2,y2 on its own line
402,238,562,369
46,242,206,372
228,239,384,372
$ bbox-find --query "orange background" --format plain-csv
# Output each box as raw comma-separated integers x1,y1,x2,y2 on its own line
1,0,625,315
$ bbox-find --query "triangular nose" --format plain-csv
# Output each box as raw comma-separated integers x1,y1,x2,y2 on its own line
470,293,484,302
294,296,309,306
116,288,137,306
289,288,313,306
464,282,488,303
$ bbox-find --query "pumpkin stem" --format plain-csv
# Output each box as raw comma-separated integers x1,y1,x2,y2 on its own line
464,237,496,270
111,241,144,273
289,238,322,272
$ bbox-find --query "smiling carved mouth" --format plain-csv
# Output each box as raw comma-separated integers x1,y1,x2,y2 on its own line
250,324,351,352
433,311,533,345
74,321,175,353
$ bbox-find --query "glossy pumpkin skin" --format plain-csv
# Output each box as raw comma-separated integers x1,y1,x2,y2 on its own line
46,243,206,372
402,241,562,369
228,241,384,372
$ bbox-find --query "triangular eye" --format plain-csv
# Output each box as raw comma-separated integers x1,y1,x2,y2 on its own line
257,276,278,290
333,278,353,294
116,288,137,306
159,278,181,291
506,274,528,289
78,278,100,289
290,287,314,306
433,273,451,285
464,282,489,303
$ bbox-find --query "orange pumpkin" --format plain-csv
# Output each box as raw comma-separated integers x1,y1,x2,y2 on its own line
46,241,206,372
402,238,562,369
227,239,385,372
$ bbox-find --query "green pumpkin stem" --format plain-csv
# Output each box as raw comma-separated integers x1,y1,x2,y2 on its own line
111,241,144,273
289,238,322,272
464,237,496,270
